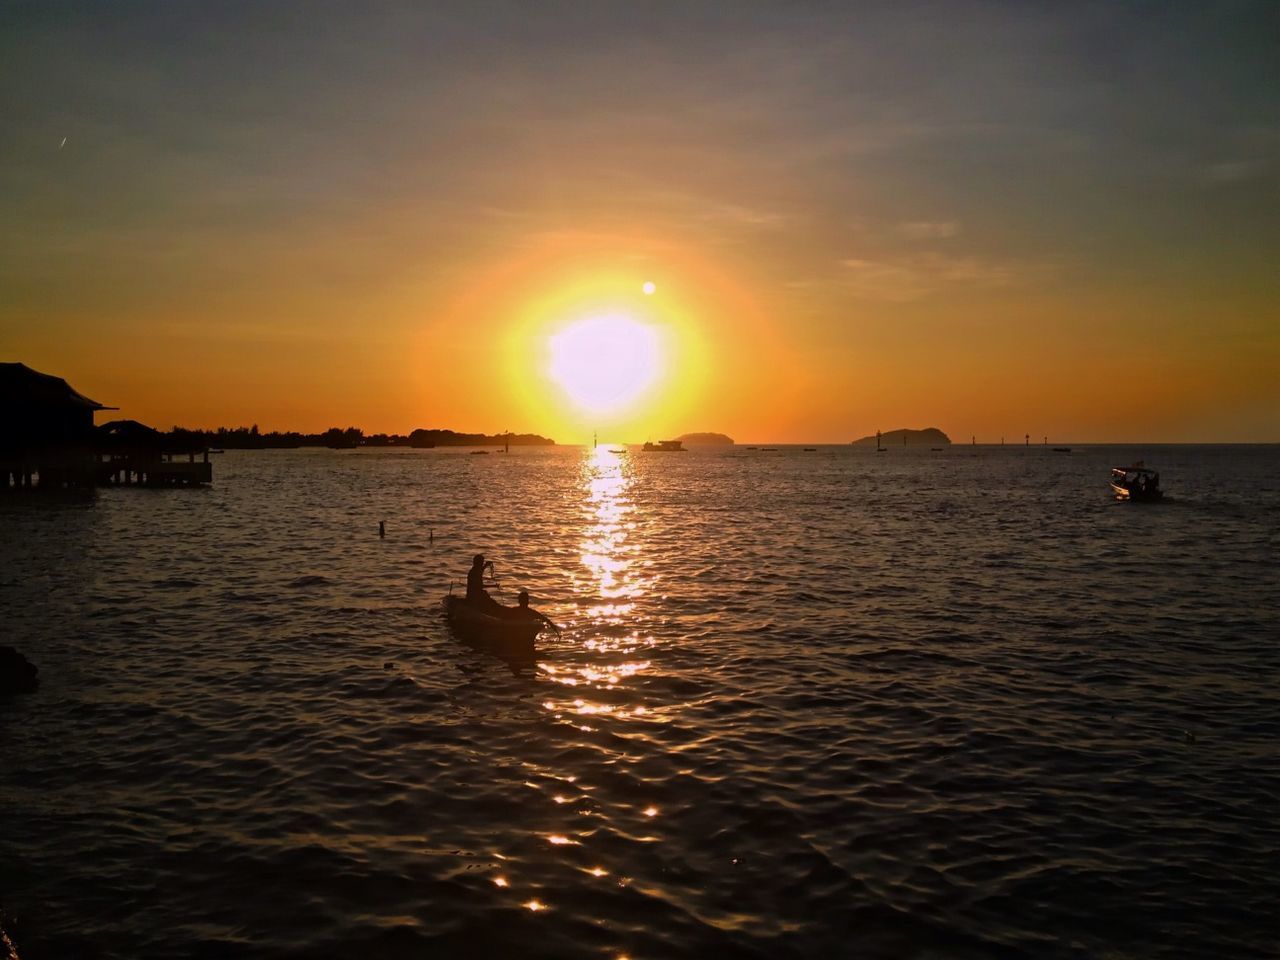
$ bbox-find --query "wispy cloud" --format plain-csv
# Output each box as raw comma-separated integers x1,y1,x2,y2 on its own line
895,220,960,240
1203,159,1269,184
828,252,1035,302
700,202,791,228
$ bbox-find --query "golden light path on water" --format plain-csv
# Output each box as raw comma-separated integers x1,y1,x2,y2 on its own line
545,445,653,706
494,446,661,929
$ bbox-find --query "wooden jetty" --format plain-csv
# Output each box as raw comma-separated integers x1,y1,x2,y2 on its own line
97,420,212,486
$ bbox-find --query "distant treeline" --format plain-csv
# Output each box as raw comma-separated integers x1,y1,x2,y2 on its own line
167,425,555,449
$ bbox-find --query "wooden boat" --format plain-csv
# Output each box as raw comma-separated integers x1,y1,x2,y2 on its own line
642,440,684,452
442,595,542,653
1110,464,1163,502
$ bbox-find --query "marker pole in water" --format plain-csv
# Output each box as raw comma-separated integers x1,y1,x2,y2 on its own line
379,521,385,538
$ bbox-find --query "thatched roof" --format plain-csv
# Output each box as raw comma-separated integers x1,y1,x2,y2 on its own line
0,362,113,410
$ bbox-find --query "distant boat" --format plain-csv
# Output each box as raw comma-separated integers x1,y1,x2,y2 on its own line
1110,464,1163,502
803,447,817,452
1053,447,1071,453
642,440,685,452
762,447,779,451
930,447,943,451
470,450,490,456
608,448,626,454
746,446,758,450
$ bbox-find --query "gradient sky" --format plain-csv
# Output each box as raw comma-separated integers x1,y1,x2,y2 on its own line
2,1,1277,442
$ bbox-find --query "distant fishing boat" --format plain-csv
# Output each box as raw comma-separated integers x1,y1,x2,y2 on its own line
803,447,816,452
1110,464,1163,502
1053,447,1071,453
642,440,685,452
470,450,489,455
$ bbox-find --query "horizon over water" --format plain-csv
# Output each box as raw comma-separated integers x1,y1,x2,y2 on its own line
2,444,1277,958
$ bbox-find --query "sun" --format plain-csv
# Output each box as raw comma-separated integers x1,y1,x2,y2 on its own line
548,314,663,415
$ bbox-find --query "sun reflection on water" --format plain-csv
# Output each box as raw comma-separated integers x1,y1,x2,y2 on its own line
498,446,663,947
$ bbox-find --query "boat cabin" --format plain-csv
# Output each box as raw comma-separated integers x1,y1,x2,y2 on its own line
1110,464,1162,501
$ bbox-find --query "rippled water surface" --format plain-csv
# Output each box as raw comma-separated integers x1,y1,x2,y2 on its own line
2,445,1278,959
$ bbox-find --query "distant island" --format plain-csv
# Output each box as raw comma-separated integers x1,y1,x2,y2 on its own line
851,427,951,446
676,432,734,445
164,425,555,450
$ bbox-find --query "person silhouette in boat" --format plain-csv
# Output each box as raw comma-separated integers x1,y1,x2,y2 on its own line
513,589,561,635
466,554,499,609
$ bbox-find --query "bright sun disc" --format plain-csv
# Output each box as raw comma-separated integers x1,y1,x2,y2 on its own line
548,314,662,415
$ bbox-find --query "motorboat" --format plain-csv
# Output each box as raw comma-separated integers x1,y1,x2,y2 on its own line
642,440,685,452
1110,464,1163,502
442,595,543,654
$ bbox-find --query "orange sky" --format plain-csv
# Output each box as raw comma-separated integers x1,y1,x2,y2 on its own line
2,3,1277,442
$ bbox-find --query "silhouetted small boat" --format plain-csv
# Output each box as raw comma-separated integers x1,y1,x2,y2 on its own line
470,450,489,455
608,448,626,454
1110,464,1163,502
642,440,685,452
803,447,816,452
442,595,542,653
1054,447,1071,453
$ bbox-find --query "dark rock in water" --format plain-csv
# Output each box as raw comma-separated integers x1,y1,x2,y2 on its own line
0,645,38,694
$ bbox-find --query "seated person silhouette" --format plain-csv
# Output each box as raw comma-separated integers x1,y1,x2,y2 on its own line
511,589,561,635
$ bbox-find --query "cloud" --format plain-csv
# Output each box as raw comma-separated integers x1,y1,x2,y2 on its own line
1203,159,1269,184
895,220,960,240
701,202,791,228
834,252,1031,301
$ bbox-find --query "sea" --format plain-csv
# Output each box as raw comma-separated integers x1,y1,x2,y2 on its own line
1,444,1277,959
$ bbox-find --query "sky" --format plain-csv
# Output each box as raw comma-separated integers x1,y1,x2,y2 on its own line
1,0,1277,442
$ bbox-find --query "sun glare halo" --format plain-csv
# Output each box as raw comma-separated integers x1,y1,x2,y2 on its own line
548,314,663,416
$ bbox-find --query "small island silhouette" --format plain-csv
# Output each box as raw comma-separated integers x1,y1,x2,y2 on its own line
675,432,734,445
851,427,950,446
